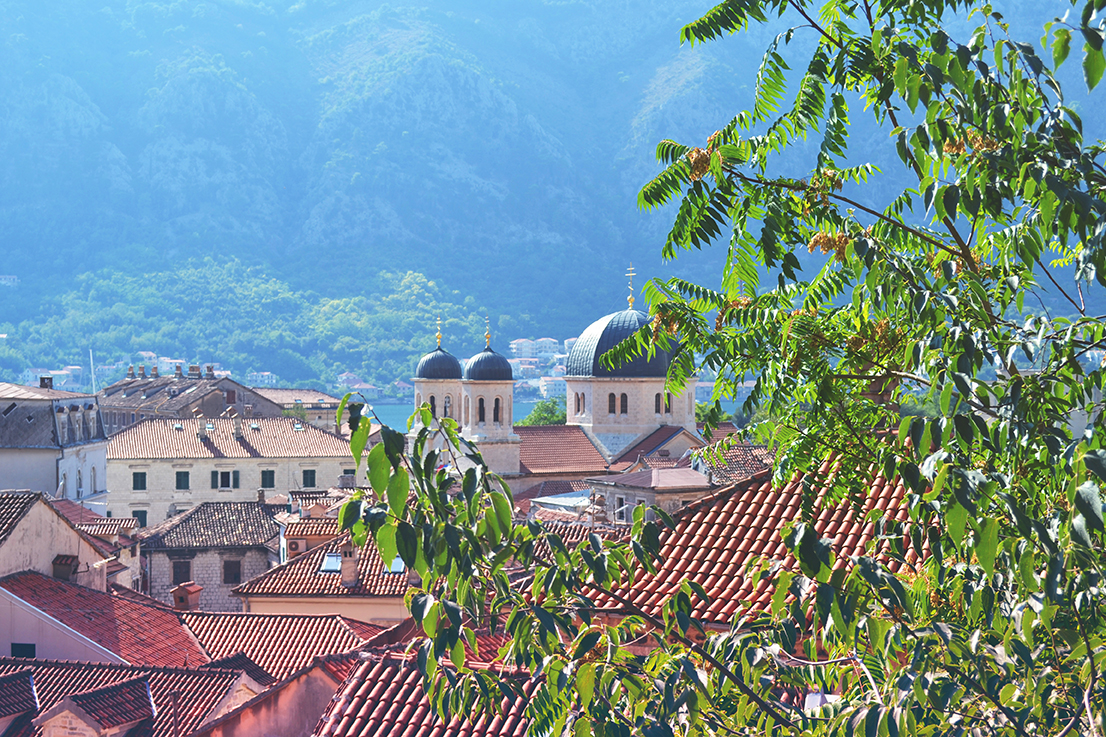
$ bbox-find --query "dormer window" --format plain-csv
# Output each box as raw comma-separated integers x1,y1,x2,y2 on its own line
319,553,342,573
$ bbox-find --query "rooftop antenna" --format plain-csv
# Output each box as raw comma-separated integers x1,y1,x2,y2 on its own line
436,315,442,349
484,315,491,349
626,263,637,309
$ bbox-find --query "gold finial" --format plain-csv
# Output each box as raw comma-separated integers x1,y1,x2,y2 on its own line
436,315,442,348
626,263,637,309
485,315,491,349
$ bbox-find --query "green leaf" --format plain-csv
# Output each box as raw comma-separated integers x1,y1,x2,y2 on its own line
368,443,389,495
491,491,513,538
375,523,397,568
1083,44,1105,89
1084,450,1106,483
942,185,960,219
1074,480,1104,532
450,637,465,670
948,503,968,548
397,521,419,566
573,630,603,660
977,518,999,578
338,499,361,531
577,664,596,709
386,467,410,517
1054,27,1072,67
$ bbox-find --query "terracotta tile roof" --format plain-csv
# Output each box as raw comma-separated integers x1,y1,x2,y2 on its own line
76,519,139,538
64,676,154,729
0,668,38,717
138,502,279,550
362,619,510,663
0,572,210,669
530,506,586,523
0,383,93,401
234,533,409,599
696,421,741,440
612,426,694,467
107,417,352,460
285,518,342,539
692,442,774,485
343,618,385,641
50,499,109,527
312,653,536,737
0,493,39,547
200,652,277,687
180,611,381,680
588,467,712,491
592,463,920,624
516,425,608,474
312,650,364,684
109,584,172,609
0,658,246,737
252,388,341,407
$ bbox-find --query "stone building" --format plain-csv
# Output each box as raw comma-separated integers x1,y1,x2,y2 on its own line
0,381,109,502
97,365,283,436
251,388,342,434
106,417,356,524
138,502,280,611
0,493,108,592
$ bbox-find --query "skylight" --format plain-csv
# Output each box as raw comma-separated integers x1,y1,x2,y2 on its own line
387,556,404,573
319,553,342,573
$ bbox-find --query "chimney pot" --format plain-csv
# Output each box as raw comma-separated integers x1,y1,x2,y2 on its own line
205,365,215,379
151,366,159,378
188,365,201,379
174,364,183,378
338,474,355,489
340,541,359,588
39,376,54,390
171,581,203,611
138,365,146,379
126,365,136,379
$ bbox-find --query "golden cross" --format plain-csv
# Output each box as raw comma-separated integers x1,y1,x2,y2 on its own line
436,315,442,348
626,263,637,309
485,315,491,348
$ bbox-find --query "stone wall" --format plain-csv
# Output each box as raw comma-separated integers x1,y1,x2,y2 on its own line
148,548,272,611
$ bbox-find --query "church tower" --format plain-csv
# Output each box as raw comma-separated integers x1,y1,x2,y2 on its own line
460,320,520,474
411,318,463,429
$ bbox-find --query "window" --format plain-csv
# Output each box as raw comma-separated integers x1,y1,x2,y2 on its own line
223,560,242,585
303,469,316,488
429,396,436,417
225,389,236,404
319,553,342,573
443,395,452,418
493,398,501,424
574,394,579,414
261,470,276,489
175,471,190,490
76,471,83,498
343,468,355,476
172,560,191,585
212,471,240,489
615,495,626,522
581,394,585,412
655,393,662,414
130,412,135,424
133,510,147,527
620,393,628,415
132,472,146,491
10,643,35,659
478,398,485,423
665,392,672,413
608,393,616,414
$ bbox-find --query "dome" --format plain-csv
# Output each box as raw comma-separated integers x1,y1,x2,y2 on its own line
415,348,463,380
464,348,514,381
565,309,671,378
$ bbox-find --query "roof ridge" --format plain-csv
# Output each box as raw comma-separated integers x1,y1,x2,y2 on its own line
0,656,233,676
232,532,348,594
0,492,40,549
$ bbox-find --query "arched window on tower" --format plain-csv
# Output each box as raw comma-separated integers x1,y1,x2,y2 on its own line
478,398,486,424
665,393,672,414
581,394,585,413
620,393,628,415
654,393,661,414
443,395,452,419
493,398,501,424
429,396,436,418
464,396,470,425
574,394,579,414
608,393,616,415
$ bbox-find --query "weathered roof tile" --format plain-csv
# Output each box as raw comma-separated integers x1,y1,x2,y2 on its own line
108,417,351,460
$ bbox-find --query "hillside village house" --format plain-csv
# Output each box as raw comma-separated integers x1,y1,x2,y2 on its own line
106,417,357,525
252,387,342,434
97,365,283,435
0,381,108,500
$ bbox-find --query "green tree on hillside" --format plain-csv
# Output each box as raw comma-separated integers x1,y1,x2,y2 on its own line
339,0,1106,735
516,395,567,426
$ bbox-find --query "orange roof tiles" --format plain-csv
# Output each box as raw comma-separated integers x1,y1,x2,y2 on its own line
107,417,352,460
0,658,245,737
138,502,279,550
234,533,409,599
180,612,381,680
0,668,37,717
0,493,38,547
588,467,712,491
285,518,342,539
312,653,536,737
0,572,209,669
63,676,155,729
513,480,590,515
611,426,694,470
593,463,919,625
516,425,608,474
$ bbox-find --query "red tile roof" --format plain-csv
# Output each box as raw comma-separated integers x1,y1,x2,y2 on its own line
312,653,536,737
588,467,712,491
0,572,209,669
0,658,246,737
513,480,590,515
692,441,774,485
516,425,608,474
107,417,353,460
362,619,510,663
611,426,696,468
200,652,277,687
0,668,37,717
76,519,139,538
285,518,342,539
63,676,154,729
49,499,109,527
234,533,409,599
138,502,279,550
180,612,382,680
0,493,39,548
253,388,342,407
592,463,919,625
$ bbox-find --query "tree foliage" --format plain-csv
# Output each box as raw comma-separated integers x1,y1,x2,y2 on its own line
517,395,567,426
340,0,1106,735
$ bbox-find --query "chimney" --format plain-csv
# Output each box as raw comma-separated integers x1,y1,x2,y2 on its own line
151,366,159,378
204,365,215,379
340,541,359,588
126,365,135,379
174,364,183,378
188,365,201,379
338,474,355,489
198,422,208,441
138,365,146,379
234,417,243,438
171,581,203,610
39,376,54,390
257,488,266,504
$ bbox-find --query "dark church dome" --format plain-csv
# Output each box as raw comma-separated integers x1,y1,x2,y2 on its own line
565,309,671,378
415,348,463,380
464,348,514,381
